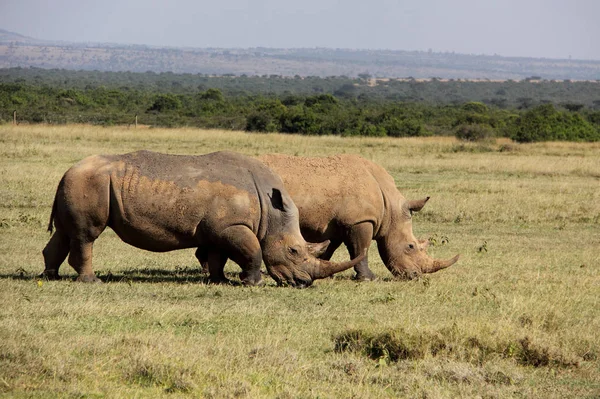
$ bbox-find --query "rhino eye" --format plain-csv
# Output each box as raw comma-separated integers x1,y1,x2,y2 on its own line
408,244,415,250
289,247,299,255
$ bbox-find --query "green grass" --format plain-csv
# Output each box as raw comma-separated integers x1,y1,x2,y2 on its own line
0,124,599,398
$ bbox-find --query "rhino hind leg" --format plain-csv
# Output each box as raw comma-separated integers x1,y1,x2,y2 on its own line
195,248,209,274
319,240,342,261
215,225,263,286
345,223,377,281
69,239,102,283
41,231,70,280
204,250,231,285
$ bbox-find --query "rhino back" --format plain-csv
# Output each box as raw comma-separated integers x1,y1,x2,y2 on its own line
106,150,267,191
259,154,386,237
100,150,269,250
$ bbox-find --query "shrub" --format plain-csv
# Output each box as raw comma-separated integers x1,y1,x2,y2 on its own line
147,94,182,113
455,123,495,142
385,117,423,137
508,104,599,142
199,88,224,102
462,101,489,114
245,112,280,132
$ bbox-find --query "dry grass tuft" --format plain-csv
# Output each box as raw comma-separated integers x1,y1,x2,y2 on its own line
334,328,583,369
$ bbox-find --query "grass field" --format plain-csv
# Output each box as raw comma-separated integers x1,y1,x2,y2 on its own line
0,124,599,398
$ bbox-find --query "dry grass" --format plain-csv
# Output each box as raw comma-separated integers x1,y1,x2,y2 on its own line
0,124,599,398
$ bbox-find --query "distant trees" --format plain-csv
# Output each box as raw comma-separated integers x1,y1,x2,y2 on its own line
507,104,598,142
148,94,181,112
3,67,600,109
1,70,600,142
455,124,495,142
199,88,224,102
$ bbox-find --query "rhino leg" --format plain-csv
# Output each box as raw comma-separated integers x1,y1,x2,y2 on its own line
69,239,102,283
41,231,70,280
216,225,263,286
319,240,342,261
195,248,209,274
345,223,377,281
204,250,230,284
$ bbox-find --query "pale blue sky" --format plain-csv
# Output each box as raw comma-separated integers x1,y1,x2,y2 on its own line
1,0,598,60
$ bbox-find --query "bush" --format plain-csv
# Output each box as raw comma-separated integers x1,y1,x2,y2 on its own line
462,101,489,114
245,112,280,132
359,122,386,137
199,88,224,102
147,94,182,113
508,104,599,142
455,123,495,142
385,117,423,137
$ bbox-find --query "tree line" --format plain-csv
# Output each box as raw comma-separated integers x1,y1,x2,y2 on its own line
1,68,600,142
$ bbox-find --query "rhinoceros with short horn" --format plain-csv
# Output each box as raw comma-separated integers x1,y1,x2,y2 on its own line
259,154,459,280
42,150,363,287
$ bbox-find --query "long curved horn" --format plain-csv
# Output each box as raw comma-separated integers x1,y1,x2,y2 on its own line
406,197,430,213
310,252,366,280
422,254,460,273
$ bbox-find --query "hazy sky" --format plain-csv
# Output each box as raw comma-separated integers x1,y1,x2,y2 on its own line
1,0,598,60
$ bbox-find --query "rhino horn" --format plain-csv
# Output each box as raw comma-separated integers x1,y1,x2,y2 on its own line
310,251,366,280
406,196,430,213
422,254,460,273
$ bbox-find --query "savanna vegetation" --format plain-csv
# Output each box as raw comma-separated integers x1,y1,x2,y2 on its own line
1,67,600,142
1,125,599,397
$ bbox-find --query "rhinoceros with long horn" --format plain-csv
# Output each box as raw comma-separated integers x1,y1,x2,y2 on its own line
259,154,459,280
42,150,364,287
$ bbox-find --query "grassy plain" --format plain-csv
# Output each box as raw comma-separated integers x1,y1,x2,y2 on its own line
0,124,599,398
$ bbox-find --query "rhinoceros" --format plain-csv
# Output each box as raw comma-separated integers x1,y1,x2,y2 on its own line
42,150,364,287
258,154,459,280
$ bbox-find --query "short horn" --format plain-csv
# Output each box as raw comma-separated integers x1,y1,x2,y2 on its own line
406,196,430,213
423,254,460,273
311,251,366,280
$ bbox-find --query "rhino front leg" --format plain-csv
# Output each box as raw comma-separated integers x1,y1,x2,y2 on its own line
345,222,377,281
69,239,102,283
215,225,263,286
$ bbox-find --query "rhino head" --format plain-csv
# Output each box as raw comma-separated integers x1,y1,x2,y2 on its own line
261,189,364,288
377,196,459,279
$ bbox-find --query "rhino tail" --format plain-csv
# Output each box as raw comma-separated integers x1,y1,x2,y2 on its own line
47,196,57,234
47,176,65,234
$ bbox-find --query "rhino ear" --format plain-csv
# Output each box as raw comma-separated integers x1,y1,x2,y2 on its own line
407,196,430,214
306,240,330,257
269,188,286,211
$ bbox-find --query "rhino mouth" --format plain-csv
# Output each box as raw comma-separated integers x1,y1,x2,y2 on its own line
273,276,314,289
392,269,421,280
290,277,313,289
267,268,314,288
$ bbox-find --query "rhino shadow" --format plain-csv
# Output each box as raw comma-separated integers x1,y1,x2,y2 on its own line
0,266,247,285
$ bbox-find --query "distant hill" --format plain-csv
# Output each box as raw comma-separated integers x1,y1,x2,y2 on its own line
1,28,600,80
0,28,42,44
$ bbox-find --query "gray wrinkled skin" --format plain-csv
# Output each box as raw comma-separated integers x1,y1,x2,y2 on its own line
259,154,459,280
42,150,363,287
